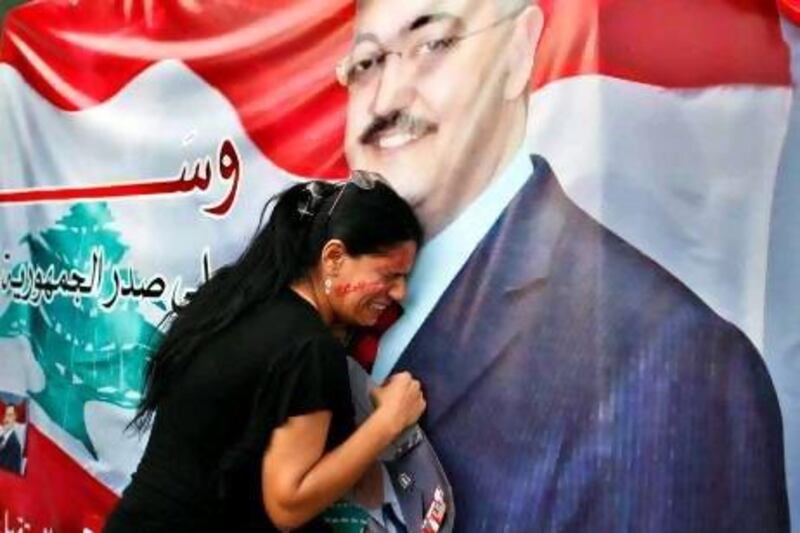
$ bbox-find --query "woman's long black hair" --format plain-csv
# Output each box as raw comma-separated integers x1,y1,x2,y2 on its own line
130,178,422,432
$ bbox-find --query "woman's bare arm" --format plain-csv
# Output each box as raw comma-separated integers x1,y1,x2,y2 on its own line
261,372,424,529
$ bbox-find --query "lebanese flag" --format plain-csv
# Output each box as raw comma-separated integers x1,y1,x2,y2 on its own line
1,0,798,531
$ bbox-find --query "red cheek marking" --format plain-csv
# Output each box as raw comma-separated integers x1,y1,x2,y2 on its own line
332,281,385,296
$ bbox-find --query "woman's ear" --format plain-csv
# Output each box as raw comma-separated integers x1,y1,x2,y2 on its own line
321,239,347,277
504,5,544,101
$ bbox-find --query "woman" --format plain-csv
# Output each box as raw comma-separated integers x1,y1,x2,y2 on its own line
105,172,426,532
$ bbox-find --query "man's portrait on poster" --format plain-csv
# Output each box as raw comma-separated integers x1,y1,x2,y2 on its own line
339,0,790,530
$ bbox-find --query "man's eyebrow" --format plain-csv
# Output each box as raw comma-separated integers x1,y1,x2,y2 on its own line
352,13,463,46
354,32,382,46
406,12,463,32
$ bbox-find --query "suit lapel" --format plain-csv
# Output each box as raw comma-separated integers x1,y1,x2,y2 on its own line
383,460,424,532
398,157,573,426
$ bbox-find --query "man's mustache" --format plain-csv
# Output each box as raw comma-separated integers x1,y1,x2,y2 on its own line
359,110,438,145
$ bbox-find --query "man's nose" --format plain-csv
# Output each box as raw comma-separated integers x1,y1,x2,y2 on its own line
370,53,414,118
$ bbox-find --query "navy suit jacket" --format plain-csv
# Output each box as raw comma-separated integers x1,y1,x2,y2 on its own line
395,156,789,532
0,431,22,475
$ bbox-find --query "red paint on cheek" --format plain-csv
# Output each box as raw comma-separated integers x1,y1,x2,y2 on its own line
332,280,385,296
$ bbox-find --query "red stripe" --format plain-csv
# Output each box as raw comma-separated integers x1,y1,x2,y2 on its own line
780,0,800,25
0,425,118,532
534,0,791,89
0,179,190,203
0,0,791,177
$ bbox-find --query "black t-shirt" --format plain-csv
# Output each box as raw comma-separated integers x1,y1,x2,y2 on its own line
105,288,355,532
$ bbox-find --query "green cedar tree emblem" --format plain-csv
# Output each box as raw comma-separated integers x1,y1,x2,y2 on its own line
0,202,162,457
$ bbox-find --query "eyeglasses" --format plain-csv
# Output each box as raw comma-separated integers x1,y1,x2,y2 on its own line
336,7,526,88
327,169,387,219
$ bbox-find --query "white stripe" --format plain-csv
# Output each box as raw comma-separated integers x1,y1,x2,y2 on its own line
0,59,299,280
527,75,791,352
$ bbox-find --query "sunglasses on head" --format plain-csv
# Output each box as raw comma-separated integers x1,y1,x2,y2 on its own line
327,169,388,218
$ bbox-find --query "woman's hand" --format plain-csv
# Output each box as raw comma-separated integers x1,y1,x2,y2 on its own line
370,371,426,437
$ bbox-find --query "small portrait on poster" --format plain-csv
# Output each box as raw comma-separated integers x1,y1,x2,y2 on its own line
0,392,29,476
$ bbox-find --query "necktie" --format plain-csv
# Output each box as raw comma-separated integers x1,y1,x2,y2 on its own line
381,502,408,533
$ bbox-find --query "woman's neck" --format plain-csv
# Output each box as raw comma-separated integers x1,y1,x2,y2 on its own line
290,277,336,327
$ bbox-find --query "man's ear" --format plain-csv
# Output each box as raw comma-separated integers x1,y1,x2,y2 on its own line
504,5,544,100
321,239,347,276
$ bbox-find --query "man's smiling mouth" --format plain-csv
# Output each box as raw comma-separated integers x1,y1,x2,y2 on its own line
374,129,429,149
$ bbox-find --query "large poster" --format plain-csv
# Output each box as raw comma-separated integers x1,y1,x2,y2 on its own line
1,0,798,530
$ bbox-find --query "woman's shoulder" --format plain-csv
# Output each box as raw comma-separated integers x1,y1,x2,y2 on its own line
238,288,344,365
237,289,324,343
256,286,324,325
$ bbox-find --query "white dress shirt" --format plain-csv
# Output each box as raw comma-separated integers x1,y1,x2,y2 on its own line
363,463,407,532
372,147,535,381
